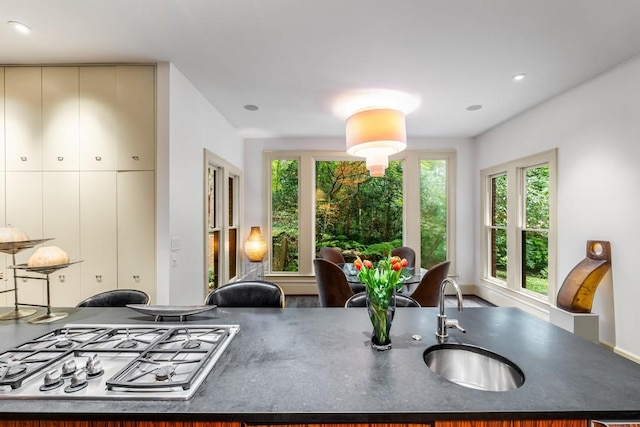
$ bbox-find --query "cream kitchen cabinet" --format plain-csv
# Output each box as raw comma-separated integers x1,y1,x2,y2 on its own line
117,171,156,302
0,67,5,169
79,171,118,300
43,172,81,307
43,67,80,171
79,65,155,172
116,65,155,171
0,68,5,307
5,172,44,306
1,65,156,307
0,173,6,308
5,67,42,172
79,66,118,171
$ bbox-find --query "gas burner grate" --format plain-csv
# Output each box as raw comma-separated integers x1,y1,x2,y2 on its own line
106,327,230,391
16,327,111,351
0,349,69,389
78,327,170,352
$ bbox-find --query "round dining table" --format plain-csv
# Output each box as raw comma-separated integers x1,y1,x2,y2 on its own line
340,263,426,294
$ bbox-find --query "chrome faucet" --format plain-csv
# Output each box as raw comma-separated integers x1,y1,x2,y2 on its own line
436,277,466,342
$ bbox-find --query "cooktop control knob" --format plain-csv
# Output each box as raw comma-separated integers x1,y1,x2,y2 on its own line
39,369,63,391
65,369,89,393
62,359,77,376
86,354,104,378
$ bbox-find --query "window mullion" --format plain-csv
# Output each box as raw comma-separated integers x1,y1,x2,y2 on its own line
298,153,314,275
506,167,520,291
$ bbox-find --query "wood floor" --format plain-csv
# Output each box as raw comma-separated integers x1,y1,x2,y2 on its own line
285,294,494,308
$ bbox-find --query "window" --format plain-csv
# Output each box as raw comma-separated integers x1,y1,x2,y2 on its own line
481,149,557,305
205,149,242,291
265,151,456,278
488,173,507,281
420,159,448,268
270,158,299,272
315,160,403,259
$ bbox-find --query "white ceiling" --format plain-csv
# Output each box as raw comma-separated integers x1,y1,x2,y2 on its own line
2,0,640,139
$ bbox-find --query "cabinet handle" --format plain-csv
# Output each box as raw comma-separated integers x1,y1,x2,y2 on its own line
20,156,27,162
95,156,102,161
58,275,65,283
57,156,64,161
96,275,102,282
132,156,140,161
133,275,140,282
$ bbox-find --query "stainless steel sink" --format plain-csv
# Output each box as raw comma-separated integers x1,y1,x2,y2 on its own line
423,343,525,392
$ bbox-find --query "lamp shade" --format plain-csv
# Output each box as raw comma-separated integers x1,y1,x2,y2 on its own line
244,226,267,262
346,108,407,177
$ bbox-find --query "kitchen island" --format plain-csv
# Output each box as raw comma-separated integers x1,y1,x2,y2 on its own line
0,306,639,426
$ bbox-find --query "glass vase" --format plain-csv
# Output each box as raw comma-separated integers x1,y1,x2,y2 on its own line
366,290,396,351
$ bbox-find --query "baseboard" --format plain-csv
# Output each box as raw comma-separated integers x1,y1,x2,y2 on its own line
613,346,640,364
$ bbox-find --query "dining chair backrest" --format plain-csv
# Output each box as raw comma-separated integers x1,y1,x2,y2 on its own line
76,289,150,307
408,260,451,307
344,292,421,308
313,258,355,307
319,247,346,264
204,280,285,308
391,246,416,268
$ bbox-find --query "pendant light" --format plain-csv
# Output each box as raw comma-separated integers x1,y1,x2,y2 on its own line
346,108,407,177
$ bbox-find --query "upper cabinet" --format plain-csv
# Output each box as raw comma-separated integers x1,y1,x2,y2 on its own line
43,67,80,171
116,66,155,171
79,66,117,170
0,68,5,170
80,65,155,171
5,67,42,171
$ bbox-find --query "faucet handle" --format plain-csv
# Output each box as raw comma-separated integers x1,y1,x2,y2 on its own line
446,319,466,333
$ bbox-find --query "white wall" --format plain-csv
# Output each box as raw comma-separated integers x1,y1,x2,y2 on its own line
242,136,476,286
157,63,243,305
475,55,640,360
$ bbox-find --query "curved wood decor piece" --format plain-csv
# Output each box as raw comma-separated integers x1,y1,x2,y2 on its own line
556,240,611,313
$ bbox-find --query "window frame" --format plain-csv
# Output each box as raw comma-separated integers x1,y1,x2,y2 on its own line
204,149,242,291
480,149,557,310
264,149,457,280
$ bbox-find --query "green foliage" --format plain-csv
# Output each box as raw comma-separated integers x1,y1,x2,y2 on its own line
420,160,448,267
315,160,403,245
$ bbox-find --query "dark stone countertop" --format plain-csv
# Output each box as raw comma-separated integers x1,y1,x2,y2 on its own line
1,306,639,423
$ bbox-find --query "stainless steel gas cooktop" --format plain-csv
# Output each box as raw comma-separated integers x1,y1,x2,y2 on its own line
0,323,240,400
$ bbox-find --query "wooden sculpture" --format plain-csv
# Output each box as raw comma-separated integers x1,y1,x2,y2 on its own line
556,240,611,313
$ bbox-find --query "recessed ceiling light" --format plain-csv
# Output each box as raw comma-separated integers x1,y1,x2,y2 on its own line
244,104,259,111
7,20,31,34
466,105,482,111
513,73,527,82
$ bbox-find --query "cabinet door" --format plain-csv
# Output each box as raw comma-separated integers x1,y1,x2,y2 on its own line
5,67,42,171
5,172,44,305
0,67,5,170
43,67,80,171
116,66,155,171
79,66,117,171
44,172,81,307
80,171,117,300
0,172,7,308
117,171,155,302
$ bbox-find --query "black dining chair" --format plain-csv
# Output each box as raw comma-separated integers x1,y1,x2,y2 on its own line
313,258,355,307
408,260,451,307
319,247,346,264
344,292,421,308
204,280,285,308
76,289,150,307
391,246,416,268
